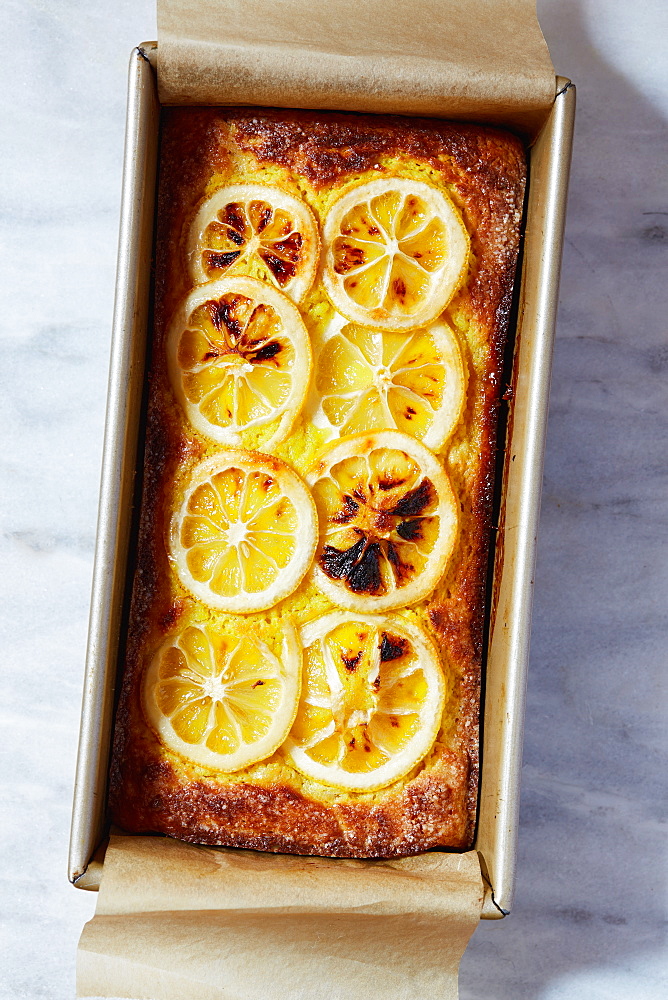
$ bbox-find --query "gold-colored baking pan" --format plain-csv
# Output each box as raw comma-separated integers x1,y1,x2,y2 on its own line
68,43,575,919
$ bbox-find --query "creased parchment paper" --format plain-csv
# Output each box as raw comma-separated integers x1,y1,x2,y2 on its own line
157,0,555,133
77,835,484,1000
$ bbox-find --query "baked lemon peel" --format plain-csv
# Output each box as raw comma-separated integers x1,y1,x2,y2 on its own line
169,450,318,614
285,611,446,792
309,310,467,451
152,176,470,793
167,276,312,451
188,183,320,301
306,430,459,613
322,178,470,331
143,619,301,771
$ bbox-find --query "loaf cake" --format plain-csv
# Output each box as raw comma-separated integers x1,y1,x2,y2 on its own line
108,108,526,857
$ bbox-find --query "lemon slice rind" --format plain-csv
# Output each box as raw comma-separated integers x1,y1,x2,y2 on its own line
310,312,467,451
285,611,445,792
170,451,318,613
307,430,458,613
143,621,301,771
166,276,312,450
322,178,470,331
188,184,320,301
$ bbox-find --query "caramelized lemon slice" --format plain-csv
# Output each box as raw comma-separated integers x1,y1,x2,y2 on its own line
170,451,317,613
167,277,311,450
322,178,469,330
313,312,466,450
143,621,301,771
306,430,458,613
286,612,445,791
188,184,319,301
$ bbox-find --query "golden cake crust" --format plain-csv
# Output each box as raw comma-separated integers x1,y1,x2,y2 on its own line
108,108,526,857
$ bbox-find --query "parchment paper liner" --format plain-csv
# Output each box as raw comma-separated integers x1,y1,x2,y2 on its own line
158,0,555,133
78,835,484,999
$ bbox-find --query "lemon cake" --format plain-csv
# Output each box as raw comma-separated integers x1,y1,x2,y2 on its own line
108,108,526,857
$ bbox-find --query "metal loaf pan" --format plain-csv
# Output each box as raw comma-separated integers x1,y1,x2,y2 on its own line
69,43,575,919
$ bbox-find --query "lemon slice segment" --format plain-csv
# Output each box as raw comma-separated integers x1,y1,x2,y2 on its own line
307,430,458,613
313,313,466,450
143,621,301,771
322,178,469,330
286,612,445,791
188,184,319,301
167,277,312,450
170,451,317,613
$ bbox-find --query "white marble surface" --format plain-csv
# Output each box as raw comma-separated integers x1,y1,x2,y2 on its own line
1,1,666,997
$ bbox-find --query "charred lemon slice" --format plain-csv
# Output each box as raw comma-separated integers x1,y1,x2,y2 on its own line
188,184,319,301
167,277,311,450
286,612,445,791
170,451,317,613
143,621,301,771
313,312,466,450
307,430,458,612
322,178,469,330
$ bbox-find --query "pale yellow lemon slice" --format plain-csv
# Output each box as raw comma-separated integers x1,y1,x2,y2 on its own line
170,451,317,613
188,184,319,302
166,277,311,450
306,430,458,613
313,312,466,450
143,621,301,771
322,178,469,330
286,612,445,791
